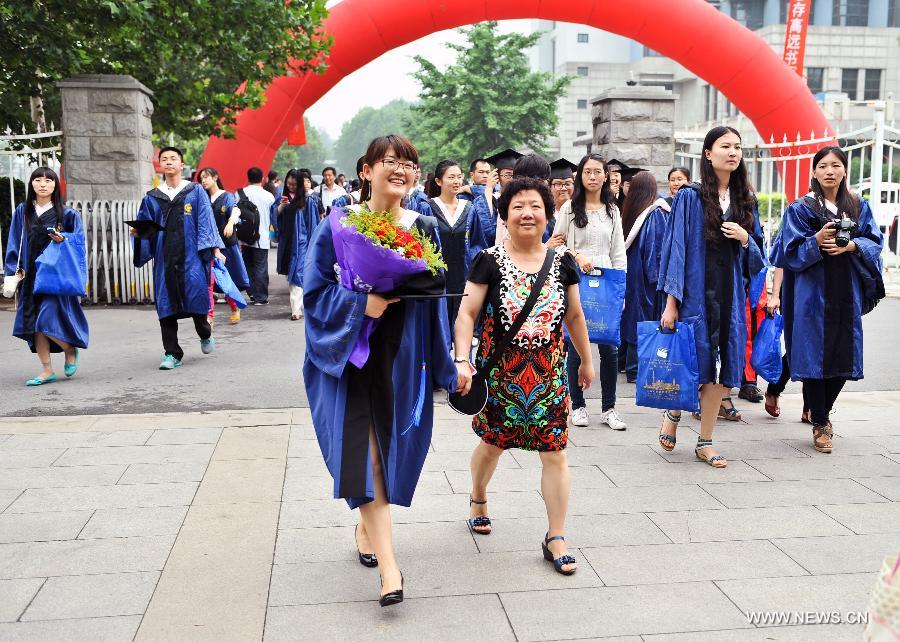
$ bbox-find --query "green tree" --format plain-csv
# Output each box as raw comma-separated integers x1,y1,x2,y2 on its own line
0,0,331,139
408,22,571,172
333,100,415,175
271,118,330,174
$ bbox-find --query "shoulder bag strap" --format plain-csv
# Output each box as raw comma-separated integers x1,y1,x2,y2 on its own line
477,249,555,377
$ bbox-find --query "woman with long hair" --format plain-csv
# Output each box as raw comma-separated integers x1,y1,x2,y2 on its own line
303,135,461,606
657,126,765,468
4,167,88,384
775,146,883,453
620,171,670,384
548,153,628,431
273,168,314,320
198,167,250,325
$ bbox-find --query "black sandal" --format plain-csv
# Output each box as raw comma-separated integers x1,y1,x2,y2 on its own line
467,497,492,535
355,524,378,568
542,533,577,575
658,410,680,452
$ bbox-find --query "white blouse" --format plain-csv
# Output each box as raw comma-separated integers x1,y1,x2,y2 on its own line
552,200,627,270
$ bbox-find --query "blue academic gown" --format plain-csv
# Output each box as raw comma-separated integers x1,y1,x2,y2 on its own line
5,204,89,352
302,213,458,509
468,184,498,251
210,191,250,290
657,186,765,388
133,183,220,319
621,203,668,346
777,196,882,381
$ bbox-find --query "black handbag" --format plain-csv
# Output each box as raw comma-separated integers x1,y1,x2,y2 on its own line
448,249,555,415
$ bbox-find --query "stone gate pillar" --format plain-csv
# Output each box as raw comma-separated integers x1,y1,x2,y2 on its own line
57,75,155,201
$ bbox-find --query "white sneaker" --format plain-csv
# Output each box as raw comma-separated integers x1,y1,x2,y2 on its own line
601,408,627,431
570,407,589,427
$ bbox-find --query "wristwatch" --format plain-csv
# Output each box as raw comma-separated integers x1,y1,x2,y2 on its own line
454,356,469,363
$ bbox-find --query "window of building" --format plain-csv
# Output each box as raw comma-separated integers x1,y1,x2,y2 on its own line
576,130,587,138
864,69,882,100
576,66,589,76
577,99,588,109
890,0,899,27
704,85,712,122
806,67,825,94
642,46,664,57
832,0,869,26
781,0,817,22
577,33,589,43
731,0,765,30
841,68,860,99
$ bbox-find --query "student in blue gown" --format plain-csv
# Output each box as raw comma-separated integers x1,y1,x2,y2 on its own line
198,167,249,325
303,134,461,606
5,167,88,385
418,160,475,333
657,126,765,468
620,171,670,384
776,146,883,453
480,149,523,245
132,147,225,370
272,168,311,320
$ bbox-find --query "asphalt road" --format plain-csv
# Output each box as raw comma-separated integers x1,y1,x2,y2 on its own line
2,260,899,417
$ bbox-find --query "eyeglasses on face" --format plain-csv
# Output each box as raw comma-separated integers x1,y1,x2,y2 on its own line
551,181,575,189
583,169,605,178
379,158,418,173
498,171,514,179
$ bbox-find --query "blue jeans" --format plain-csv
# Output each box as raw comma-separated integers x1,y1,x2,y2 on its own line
566,338,618,412
242,246,269,303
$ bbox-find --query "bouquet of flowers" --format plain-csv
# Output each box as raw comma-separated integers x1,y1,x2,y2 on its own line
330,206,447,367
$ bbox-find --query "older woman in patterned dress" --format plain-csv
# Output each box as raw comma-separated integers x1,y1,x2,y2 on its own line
454,177,595,576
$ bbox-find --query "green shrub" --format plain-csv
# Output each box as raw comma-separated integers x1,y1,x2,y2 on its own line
755,193,787,217
0,177,26,250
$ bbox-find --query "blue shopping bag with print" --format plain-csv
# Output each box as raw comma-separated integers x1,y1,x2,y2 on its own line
636,320,700,412
578,268,626,346
211,258,248,308
750,312,783,383
33,233,88,297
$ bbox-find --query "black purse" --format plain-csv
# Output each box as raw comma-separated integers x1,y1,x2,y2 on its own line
448,249,556,415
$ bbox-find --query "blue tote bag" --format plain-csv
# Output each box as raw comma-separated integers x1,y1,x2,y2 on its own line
636,320,700,412
211,258,248,308
33,233,88,297
750,312,783,383
578,267,626,346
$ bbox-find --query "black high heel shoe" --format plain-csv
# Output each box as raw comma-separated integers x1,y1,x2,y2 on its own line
379,572,404,607
355,524,378,568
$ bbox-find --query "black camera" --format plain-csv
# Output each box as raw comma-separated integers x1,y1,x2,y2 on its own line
831,215,857,248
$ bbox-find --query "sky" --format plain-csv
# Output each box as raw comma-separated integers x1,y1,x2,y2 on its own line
305,16,534,140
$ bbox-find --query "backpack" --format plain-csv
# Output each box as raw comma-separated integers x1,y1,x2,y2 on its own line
234,188,261,246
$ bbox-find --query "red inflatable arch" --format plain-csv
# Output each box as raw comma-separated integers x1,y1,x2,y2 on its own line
199,0,832,192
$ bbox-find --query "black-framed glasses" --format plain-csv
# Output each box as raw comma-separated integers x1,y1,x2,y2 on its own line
380,158,417,173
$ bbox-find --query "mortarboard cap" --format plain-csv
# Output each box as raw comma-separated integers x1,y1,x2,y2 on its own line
125,219,166,240
549,158,578,181
605,159,630,174
485,148,523,170
620,166,646,182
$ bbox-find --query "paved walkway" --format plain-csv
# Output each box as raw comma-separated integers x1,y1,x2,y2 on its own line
0,392,897,640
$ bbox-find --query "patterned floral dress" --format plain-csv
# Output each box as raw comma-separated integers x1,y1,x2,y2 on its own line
468,245,580,451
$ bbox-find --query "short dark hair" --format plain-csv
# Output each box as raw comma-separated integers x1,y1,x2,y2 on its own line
469,158,489,172
158,146,184,161
322,166,337,177
497,177,555,222
267,170,279,181
247,167,264,183
513,154,551,181
355,156,365,176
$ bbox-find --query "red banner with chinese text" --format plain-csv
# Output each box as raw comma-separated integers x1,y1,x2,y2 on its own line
782,0,811,76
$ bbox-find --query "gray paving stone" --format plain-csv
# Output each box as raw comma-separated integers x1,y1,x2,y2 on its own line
567,484,724,516
0,490,21,512
0,510,92,544
646,506,853,543
265,594,516,641
0,578,44,622
429,431,487,452
270,550,602,606
192,458,284,504
0,536,173,578
0,464,126,490
872,435,900,452
699,478,888,509
817,501,900,534
597,461,771,487
656,439,809,462
23,571,159,620
117,461,208,485
0,450,64,469
499,582,750,640
643,624,862,641
0,615,141,641
285,454,332,478
744,454,900,480
421,449,523,472
6,482,198,513
54,443,216,466
284,469,451,504
274,521,479,565
582,540,807,586
145,427,222,445
568,424,690,447
772,533,900,575
444,465,614,494
470,513,670,553
510,444,666,468
715,573,876,622
0,431,150,450
781,436,888,456
79,506,188,539
854,475,900,500
286,435,325,458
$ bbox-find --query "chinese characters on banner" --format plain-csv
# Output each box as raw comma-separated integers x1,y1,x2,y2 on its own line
783,0,811,75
